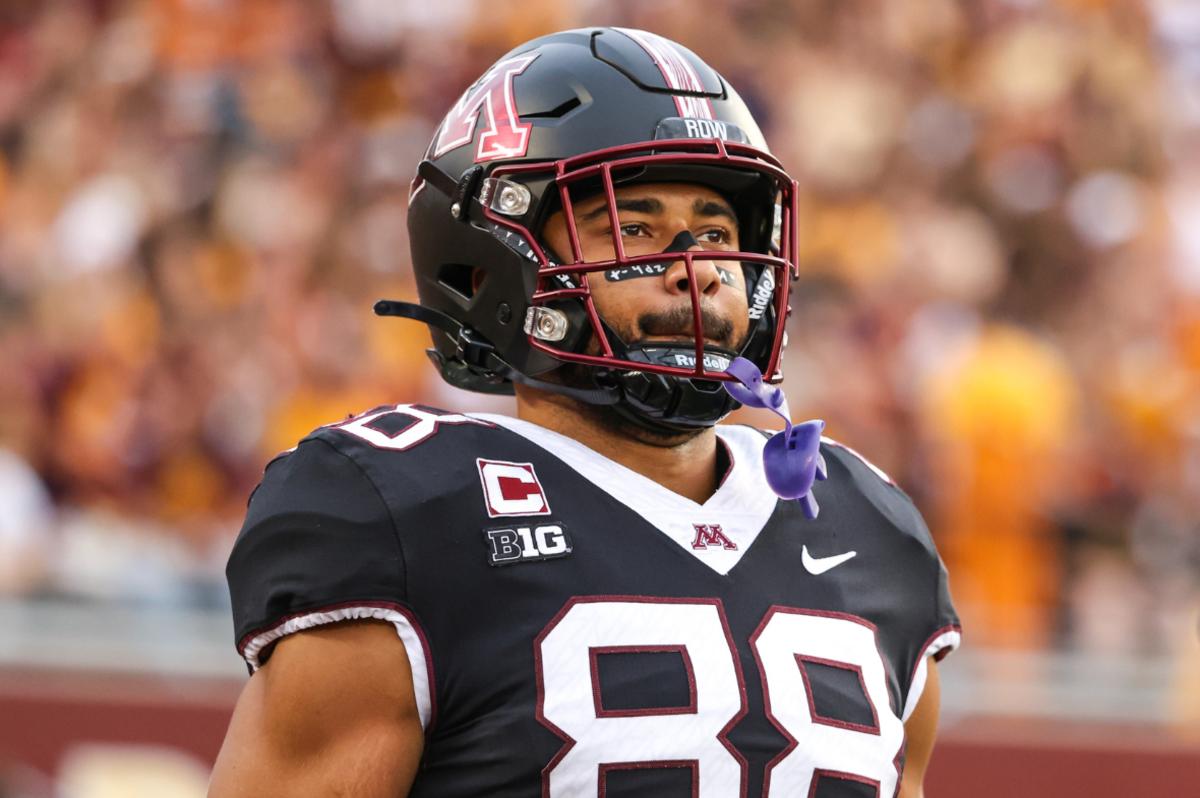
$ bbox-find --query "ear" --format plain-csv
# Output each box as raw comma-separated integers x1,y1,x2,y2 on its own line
471,268,486,293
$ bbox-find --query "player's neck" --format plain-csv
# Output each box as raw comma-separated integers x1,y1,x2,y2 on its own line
514,387,723,504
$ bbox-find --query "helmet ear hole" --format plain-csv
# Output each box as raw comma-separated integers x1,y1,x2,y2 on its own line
437,263,482,301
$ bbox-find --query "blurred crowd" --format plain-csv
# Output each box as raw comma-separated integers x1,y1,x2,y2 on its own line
0,0,1197,669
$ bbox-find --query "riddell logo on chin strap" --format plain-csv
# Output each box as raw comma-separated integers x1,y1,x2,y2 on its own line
691,524,737,551
671,353,732,371
748,267,774,321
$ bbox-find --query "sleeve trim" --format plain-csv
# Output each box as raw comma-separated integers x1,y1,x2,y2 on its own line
901,625,962,723
238,601,437,731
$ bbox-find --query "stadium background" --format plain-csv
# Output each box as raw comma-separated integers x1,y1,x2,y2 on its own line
0,0,1197,795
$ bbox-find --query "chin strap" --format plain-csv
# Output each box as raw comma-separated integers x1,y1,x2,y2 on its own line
723,357,827,518
510,369,621,406
373,300,620,406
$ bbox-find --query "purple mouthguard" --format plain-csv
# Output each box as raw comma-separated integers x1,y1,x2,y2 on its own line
724,357,827,519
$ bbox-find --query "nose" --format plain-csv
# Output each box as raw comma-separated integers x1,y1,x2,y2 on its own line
662,243,723,298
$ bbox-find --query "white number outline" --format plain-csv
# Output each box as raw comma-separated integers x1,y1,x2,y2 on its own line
750,607,900,798
535,598,903,797
588,644,697,718
329,404,491,451
534,596,750,798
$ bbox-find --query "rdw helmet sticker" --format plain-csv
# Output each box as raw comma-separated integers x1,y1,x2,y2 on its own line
476,458,552,517
433,53,539,163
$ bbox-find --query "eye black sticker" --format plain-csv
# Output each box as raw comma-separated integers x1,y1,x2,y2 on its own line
605,263,737,285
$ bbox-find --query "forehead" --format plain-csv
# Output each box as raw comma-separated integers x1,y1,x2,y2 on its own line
576,181,728,210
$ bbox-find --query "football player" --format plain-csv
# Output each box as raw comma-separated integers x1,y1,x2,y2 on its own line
211,27,960,798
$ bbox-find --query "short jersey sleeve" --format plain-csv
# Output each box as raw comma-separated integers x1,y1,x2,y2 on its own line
818,437,962,722
911,502,961,664
900,502,961,722
226,436,413,671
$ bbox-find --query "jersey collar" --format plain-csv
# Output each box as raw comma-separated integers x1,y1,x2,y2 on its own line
471,413,779,575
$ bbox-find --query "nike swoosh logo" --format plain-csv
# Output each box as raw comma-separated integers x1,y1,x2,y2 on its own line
802,546,857,575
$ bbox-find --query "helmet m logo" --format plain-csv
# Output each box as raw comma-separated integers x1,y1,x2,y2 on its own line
433,53,540,163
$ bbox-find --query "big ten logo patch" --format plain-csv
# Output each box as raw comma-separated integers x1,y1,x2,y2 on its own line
476,459,552,517
485,524,572,567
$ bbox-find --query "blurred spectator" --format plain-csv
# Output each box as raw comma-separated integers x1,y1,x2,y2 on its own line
918,324,1079,649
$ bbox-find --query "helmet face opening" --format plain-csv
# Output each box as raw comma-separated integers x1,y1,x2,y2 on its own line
481,137,798,387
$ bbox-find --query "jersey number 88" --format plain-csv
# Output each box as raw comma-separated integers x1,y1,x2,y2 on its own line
536,597,904,797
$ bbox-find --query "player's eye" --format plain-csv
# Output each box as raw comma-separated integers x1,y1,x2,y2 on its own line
697,228,731,245
618,223,649,238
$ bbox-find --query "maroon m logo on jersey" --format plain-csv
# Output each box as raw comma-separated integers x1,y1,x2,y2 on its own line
691,524,737,551
432,53,539,163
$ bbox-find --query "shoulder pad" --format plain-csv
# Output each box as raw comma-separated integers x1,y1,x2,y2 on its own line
819,436,935,549
820,436,896,487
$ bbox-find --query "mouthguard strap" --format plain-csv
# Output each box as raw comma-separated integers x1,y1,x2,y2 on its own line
724,357,827,518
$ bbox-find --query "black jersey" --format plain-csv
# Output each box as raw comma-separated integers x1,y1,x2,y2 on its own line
227,404,960,798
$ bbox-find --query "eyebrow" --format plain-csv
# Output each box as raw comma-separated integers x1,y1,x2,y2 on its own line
693,198,737,224
580,197,663,223
577,196,738,225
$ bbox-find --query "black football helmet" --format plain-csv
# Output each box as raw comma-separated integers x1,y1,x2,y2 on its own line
382,27,797,433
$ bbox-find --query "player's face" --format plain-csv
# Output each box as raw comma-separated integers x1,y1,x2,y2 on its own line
542,183,750,352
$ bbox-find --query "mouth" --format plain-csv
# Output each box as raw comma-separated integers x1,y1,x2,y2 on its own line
638,306,735,349
642,336,730,349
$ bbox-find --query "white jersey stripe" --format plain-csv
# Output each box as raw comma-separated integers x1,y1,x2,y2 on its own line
616,28,715,120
